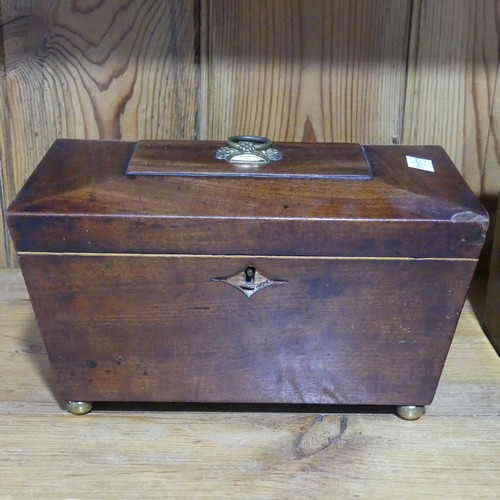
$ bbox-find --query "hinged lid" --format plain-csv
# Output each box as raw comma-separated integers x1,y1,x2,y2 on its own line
7,139,488,259
126,137,372,179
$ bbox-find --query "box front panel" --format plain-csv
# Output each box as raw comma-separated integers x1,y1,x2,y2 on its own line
20,254,476,406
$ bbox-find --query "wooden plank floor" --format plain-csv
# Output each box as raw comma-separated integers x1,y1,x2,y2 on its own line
0,268,499,499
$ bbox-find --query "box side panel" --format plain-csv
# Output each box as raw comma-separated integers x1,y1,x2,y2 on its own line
19,254,477,406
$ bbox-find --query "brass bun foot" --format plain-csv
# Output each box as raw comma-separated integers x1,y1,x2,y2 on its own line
66,401,93,415
396,405,426,420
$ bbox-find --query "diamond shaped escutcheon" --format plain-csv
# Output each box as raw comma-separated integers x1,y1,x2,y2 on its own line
212,266,288,298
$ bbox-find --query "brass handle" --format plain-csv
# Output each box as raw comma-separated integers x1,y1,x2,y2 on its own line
215,135,282,165
227,135,272,151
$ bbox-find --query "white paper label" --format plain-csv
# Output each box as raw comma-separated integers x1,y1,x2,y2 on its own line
406,155,434,172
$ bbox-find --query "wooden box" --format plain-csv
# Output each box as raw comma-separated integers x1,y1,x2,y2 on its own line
7,138,488,419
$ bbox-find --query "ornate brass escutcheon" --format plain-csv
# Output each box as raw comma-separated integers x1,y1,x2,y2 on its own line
215,135,282,165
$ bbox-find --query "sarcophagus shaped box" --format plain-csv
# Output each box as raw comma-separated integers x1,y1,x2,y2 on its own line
7,137,488,419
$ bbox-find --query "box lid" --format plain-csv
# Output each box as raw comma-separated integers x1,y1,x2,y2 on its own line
126,139,373,179
7,138,488,258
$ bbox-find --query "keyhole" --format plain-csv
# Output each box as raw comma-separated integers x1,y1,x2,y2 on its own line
245,266,256,286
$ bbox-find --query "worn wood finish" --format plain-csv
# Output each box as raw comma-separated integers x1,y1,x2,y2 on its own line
0,0,199,266
200,0,411,143
1,269,500,497
19,254,477,406
7,140,488,258
6,139,487,411
404,0,500,194
127,140,373,179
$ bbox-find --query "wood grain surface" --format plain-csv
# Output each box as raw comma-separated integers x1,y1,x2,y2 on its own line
6,140,488,259
200,0,411,143
1,0,499,268
18,254,477,406
483,59,500,199
0,0,199,266
1,268,499,498
403,0,500,194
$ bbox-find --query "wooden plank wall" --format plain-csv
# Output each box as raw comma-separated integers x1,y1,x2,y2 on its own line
0,0,200,267
200,0,411,143
0,0,499,268
404,0,499,195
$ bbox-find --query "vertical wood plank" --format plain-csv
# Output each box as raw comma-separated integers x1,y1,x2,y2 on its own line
481,58,500,275
0,212,6,268
0,0,199,266
403,0,500,194
200,0,411,143
0,172,6,267
482,60,500,200
0,0,12,267
1,0,497,267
